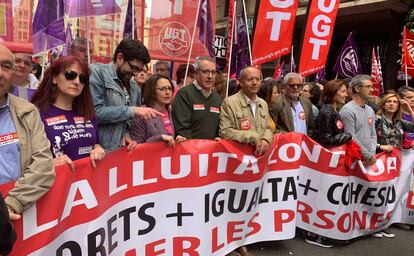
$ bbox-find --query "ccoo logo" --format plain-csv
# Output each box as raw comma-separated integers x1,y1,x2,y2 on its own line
159,22,190,57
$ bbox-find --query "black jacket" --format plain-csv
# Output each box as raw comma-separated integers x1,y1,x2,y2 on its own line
314,104,352,147
0,194,16,256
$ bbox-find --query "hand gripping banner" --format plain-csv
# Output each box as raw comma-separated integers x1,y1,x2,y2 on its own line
252,0,299,65
299,0,340,76
2,133,414,255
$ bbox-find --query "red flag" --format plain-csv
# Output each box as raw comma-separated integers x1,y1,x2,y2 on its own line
402,26,414,77
298,0,340,76
273,61,282,79
371,47,382,96
252,0,299,65
147,0,216,62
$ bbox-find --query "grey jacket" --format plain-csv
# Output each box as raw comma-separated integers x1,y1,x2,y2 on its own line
90,63,141,152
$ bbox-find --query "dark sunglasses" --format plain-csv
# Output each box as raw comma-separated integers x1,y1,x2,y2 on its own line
64,70,89,84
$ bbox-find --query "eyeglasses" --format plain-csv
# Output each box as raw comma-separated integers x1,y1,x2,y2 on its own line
15,58,32,67
155,86,173,92
0,61,15,72
198,69,217,76
287,83,304,89
64,70,89,84
359,84,373,89
127,60,142,73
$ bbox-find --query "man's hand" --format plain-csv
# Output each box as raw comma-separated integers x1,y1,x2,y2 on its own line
8,207,21,221
121,136,138,151
90,145,106,168
161,135,175,147
381,144,393,153
53,154,75,172
175,135,186,143
255,139,270,156
135,107,164,120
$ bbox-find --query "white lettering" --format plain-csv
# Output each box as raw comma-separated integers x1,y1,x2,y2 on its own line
61,180,98,220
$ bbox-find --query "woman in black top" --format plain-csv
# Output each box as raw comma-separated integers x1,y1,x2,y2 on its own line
314,79,352,147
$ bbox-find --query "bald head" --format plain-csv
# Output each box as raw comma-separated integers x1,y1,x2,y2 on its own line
0,44,15,102
239,66,261,99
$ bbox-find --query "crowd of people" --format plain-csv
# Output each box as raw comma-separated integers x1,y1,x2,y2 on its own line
1,38,414,255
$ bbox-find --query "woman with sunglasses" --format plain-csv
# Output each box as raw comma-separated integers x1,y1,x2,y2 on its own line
31,56,105,170
130,74,185,146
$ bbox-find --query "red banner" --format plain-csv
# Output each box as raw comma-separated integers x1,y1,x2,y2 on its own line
252,0,299,65
371,47,382,96
147,0,216,62
402,26,414,77
298,0,340,76
2,134,414,255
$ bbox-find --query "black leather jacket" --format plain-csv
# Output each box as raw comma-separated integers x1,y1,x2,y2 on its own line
0,193,16,255
314,104,352,147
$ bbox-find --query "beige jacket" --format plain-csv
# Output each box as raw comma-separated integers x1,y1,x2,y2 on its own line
5,94,55,214
219,90,273,145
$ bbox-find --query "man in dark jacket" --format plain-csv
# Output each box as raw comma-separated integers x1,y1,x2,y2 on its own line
0,194,16,255
270,72,314,137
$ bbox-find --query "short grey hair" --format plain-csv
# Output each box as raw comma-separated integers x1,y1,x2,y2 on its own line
350,74,372,89
239,66,261,80
283,72,302,84
155,60,170,68
194,56,215,71
398,86,414,98
70,37,88,50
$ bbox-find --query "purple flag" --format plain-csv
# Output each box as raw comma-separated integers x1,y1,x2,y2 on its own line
290,50,296,73
61,24,74,56
316,68,326,82
197,0,215,58
64,0,122,18
333,33,362,78
123,0,133,39
230,10,251,78
32,0,66,54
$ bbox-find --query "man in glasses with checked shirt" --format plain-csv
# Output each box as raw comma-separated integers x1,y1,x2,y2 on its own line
270,72,314,136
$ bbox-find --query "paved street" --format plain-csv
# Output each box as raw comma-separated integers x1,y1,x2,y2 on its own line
250,227,414,256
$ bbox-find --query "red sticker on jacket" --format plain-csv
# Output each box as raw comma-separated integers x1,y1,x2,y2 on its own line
193,104,205,110
0,132,19,146
368,117,373,126
210,107,220,113
299,111,306,120
240,118,252,130
336,120,344,130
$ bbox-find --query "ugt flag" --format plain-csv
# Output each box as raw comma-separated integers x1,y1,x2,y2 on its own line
64,0,122,18
333,33,362,78
32,0,66,54
402,26,414,77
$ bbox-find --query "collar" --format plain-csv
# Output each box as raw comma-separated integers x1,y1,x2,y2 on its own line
0,93,10,109
241,91,259,105
193,80,212,97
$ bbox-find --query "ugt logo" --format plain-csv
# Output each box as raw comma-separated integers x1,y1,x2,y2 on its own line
159,22,190,56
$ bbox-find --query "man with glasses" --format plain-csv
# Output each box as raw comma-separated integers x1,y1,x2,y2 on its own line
340,75,377,166
90,38,162,152
69,37,93,62
10,51,38,101
0,43,55,221
171,56,222,140
270,72,314,136
154,60,171,78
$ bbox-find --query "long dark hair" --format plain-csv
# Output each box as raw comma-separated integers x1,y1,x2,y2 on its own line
31,56,95,120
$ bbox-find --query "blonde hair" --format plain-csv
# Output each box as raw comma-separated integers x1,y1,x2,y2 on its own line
377,93,402,120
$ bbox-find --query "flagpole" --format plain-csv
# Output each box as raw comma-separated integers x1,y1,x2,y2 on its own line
132,0,135,39
183,0,202,86
241,0,252,64
225,0,237,98
41,38,48,81
86,17,91,65
290,45,294,72
406,62,409,87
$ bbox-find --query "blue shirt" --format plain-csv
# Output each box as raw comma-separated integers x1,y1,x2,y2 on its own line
291,101,308,135
0,93,21,184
